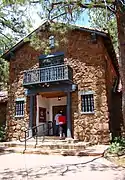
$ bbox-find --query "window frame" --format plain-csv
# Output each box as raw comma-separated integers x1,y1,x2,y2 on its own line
80,91,95,114
49,35,55,48
15,98,25,117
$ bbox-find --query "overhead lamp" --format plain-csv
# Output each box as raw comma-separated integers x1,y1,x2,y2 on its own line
58,97,61,101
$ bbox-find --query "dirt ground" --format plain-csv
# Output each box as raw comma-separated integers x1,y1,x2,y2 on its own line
0,152,125,180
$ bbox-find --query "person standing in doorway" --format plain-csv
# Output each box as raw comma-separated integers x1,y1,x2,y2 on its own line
54,111,62,136
58,112,66,139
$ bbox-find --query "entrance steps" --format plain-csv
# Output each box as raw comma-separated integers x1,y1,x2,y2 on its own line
0,138,109,156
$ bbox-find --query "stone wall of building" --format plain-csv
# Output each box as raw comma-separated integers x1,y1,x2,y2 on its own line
6,29,117,143
65,30,117,144
103,45,123,139
6,44,40,140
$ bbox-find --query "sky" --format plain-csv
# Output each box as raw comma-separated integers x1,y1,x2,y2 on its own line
75,11,90,27
33,12,90,29
28,4,90,30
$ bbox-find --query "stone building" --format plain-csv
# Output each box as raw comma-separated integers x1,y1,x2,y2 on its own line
2,21,121,143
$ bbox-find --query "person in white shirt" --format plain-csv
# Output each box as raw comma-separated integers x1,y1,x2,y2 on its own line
54,111,62,136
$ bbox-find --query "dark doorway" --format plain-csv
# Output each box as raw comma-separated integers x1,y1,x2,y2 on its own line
52,105,67,135
109,92,123,140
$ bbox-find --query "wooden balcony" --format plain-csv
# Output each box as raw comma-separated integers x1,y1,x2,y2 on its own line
23,64,73,87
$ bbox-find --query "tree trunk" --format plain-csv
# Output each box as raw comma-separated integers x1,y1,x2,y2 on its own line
116,2,125,128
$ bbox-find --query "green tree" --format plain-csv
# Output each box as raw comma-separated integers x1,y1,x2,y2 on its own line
0,34,16,89
89,9,118,52
0,58,8,90
0,0,33,52
0,0,33,89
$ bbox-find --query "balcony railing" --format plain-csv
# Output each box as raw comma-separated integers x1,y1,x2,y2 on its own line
23,64,73,86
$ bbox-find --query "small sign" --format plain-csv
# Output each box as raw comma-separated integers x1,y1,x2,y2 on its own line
39,107,46,123
39,55,64,67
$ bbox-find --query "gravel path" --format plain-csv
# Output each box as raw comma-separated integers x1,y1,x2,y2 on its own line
0,152,125,180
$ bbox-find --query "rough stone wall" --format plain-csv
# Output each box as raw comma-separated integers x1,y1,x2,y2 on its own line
6,44,40,140
65,30,113,144
103,45,123,139
6,29,117,143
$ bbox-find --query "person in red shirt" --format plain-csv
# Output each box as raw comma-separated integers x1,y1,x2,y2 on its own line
58,112,66,139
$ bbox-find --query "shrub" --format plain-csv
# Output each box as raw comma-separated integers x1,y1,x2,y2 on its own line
108,137,125,155
0,125,6,142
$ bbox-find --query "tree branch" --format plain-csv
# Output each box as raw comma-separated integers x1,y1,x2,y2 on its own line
29,0,40,3
51,12,67,21
119,0,125,6
107,5,116,13
0,32,12,41
78,3,107,8
52,0,115,9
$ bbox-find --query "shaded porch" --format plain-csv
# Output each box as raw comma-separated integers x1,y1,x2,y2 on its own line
27,86,75,139
36,91,67,137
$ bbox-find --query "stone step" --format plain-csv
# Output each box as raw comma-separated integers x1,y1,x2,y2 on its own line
39,136,61,140
0,147,77,155
20,136,79,143
0,145,108,156
0,141,92,150
28,136,60,141
28,137,68,143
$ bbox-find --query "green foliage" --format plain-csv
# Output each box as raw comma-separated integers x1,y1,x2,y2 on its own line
22,1,118,55
0,1,33,89
0,58,9,89
29,22,70,54
0,0,33,51
0,34,14,89
0,3,27,37
37,0,83,23
0,125,6,142
108,137,125,155
89,8,118,52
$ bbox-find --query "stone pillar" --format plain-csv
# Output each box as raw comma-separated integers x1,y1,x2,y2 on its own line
29,95,34,137
66,91,72,138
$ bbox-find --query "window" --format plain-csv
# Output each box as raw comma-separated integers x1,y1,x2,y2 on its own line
81,93,94,113
15,98,25,117
49,35,55,48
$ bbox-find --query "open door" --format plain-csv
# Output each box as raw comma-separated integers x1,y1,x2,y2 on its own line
52,105,66,136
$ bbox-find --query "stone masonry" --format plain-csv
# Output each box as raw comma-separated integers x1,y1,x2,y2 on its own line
5,27,118,143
